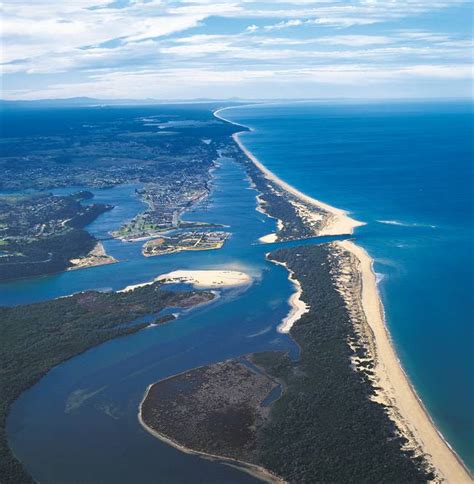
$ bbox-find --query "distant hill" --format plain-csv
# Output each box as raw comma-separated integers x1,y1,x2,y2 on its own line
0,97,253,109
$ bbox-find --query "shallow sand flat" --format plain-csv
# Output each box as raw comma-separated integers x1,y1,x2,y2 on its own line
259,233,278,243
119,270,252,292
157,270,252,288
337,240,472,483
270,259,309,333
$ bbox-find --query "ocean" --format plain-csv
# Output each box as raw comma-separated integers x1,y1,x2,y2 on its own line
221,100,474,470
2,101,473,480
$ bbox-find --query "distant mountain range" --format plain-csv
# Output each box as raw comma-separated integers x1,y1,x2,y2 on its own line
0,97,254,109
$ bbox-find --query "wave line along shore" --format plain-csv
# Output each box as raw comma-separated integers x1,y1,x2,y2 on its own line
214,106,472,483
214,106,364,238
337,240,472,483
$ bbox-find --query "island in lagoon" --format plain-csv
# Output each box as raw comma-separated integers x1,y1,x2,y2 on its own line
142,231,231,257
1,103,472,484
139,108,472,483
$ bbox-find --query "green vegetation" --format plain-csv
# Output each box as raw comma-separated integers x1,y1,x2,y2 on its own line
0,283,214,483
141,358,277,464
136,243,435,483
0,192,112,281
253,244,434,482
232,148,320,241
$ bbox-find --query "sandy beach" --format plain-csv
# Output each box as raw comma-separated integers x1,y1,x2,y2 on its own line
216,106,472,482
337,240,472,483
214,107,363,238
157,270,252,288
259,233,278,243
120,270,252,292
270,258,309,333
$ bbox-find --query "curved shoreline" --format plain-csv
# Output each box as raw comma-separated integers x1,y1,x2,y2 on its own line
138,382,285,484
267,257,309,334
214,107,364,237
215,106,472,482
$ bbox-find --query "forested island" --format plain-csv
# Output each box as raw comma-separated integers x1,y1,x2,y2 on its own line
140,243,435,483
0,283,214,482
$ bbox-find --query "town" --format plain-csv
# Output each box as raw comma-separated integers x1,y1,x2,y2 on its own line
143,231,230,256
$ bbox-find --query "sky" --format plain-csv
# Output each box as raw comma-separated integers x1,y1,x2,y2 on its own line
1,0,473,100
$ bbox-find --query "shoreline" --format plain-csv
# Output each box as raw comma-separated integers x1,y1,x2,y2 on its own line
67,241,117,271
215,106,471,481
214,107,364,237
337,240,472,483
138,382,285,484
268,257,309,333
119,269,252,292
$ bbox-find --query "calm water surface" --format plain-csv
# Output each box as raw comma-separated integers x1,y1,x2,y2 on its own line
222,101,474,470
5,155,303,483
4,101,473,480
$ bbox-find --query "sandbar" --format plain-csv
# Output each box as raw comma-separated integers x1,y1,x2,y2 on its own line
157,270,252,288
270,259,309,333
259,233,278,243
120,270,252,292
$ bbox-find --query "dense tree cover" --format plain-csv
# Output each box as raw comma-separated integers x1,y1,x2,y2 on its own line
0,192,112,282
0,228,97,281
232,149,322,241
252,244,434,483
0,284,214,483
1,105,239,191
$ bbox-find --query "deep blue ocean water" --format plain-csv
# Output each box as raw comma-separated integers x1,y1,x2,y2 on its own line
221,100,474,470
1,102,473,480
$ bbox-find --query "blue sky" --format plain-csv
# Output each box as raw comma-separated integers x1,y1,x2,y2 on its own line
1,0,472,100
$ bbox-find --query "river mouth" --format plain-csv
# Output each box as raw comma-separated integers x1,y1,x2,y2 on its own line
6,155,300,483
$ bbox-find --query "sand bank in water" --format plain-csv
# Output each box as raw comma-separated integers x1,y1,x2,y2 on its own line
120,270,252,292
259,233,278,243
337,240,472,483
270,259,309,333
118,270,252,292
157,270,252,288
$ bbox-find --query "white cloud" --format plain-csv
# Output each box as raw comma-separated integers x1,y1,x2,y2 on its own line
1,0,472,99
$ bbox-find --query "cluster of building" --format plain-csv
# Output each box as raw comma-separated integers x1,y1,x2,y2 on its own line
143,231,230,257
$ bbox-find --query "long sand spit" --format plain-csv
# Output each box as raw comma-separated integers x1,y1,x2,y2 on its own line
338,240,472,483
214,107,364,237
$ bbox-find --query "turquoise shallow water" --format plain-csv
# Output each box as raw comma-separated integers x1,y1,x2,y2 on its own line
221,101,474,471
2,102,473,480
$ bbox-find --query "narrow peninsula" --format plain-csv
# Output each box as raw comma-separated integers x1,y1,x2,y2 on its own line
139,109,472,484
